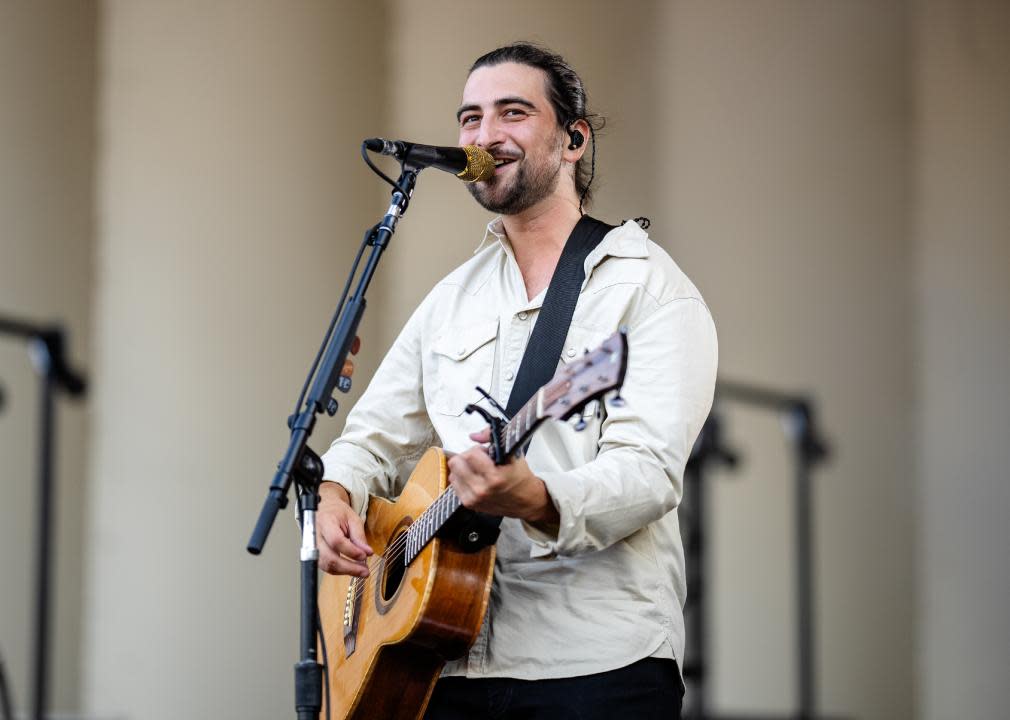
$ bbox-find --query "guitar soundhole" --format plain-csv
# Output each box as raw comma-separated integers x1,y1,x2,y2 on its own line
380,529,407,602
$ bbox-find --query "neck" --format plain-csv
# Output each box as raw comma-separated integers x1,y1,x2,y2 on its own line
501,194,582,299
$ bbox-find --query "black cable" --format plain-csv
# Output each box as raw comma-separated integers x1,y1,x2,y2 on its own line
578,124,598,215
360,141,401,192
317,607,331,720
292,142,415,419
0,647,14,720
291,227,372,419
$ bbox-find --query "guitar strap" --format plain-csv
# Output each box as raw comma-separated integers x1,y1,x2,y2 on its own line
455,215,615,551
504,214,615,418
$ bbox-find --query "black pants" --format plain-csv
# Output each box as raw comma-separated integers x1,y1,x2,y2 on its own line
423,657,683,720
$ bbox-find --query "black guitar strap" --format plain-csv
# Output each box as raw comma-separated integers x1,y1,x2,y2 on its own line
505,214,615,417
454,215,615,552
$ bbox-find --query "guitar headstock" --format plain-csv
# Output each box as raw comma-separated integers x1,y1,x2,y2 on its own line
541,329,628,422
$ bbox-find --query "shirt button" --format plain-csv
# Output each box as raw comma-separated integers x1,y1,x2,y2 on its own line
518,312,528,321
505,370,515,381
566,348,576,358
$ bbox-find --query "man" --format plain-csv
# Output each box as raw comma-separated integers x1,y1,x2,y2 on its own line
318,43,717,719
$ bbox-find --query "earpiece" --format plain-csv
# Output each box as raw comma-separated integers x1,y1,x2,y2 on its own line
567,128,585,150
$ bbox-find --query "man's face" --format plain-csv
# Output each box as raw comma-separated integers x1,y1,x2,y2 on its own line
457,62,566,216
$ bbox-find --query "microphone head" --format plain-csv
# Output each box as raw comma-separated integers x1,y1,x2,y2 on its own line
456,145,496,183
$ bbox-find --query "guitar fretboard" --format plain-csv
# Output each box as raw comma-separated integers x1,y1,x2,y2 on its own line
399,335,614,566
402,390,548,565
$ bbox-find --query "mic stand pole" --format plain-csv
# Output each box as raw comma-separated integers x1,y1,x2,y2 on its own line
0,315,87,720
247,165,419,720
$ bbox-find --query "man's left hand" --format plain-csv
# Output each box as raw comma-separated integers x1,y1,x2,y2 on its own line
448,428,560,529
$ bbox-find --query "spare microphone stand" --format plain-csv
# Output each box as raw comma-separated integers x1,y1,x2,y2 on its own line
682,379,832,720
682,411,738,720
247,161,420,720
0,315,87,720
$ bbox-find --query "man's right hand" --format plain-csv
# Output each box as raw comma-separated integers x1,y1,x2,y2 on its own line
317,482,373,577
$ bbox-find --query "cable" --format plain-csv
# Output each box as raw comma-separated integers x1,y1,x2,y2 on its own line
291,227,372,419
0,647,14,720
317,607,331,720
360,142,401,192
578,124,598,214
292,142,413,419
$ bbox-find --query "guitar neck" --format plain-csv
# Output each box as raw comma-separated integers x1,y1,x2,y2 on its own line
403,394,547,565
402,329,627,566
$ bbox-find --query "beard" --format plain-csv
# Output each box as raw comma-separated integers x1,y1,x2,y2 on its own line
467,151,563,216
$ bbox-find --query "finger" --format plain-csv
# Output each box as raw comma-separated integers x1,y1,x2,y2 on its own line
319,550,370,577
332,531,369,561
463,445,497,472
469,427,492,443
319,517,367,561
345,514,373,556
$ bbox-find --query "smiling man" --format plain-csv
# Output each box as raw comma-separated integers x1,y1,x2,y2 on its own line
318,43,718,719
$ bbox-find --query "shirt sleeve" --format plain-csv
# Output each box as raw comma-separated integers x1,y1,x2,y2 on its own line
320,298,438,516
522,295,718,556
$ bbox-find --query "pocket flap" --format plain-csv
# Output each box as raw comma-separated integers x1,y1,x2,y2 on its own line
432,320,499,361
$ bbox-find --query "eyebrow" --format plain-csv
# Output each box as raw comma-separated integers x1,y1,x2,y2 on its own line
456,96,537,122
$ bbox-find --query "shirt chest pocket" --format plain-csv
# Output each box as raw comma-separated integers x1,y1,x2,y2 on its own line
425,320,499,416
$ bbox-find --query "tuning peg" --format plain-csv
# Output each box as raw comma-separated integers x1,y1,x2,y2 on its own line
573,413,588,431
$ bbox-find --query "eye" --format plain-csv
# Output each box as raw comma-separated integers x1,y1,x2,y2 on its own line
460,114,480,127
503,108,527,119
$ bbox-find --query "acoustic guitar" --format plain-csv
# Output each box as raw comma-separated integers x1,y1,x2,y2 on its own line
318,330,628,720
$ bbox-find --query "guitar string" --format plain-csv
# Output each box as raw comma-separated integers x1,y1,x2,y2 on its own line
340,378,598,608
342,421,512,607
335,349,614,607
341,374,596,603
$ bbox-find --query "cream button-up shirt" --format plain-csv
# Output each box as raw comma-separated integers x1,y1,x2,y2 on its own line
322,218,718,680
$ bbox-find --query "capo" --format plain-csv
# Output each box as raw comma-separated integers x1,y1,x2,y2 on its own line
474,385,508,420
464,402,507,464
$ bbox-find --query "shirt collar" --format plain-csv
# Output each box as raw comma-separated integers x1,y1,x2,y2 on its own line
476,216,649,276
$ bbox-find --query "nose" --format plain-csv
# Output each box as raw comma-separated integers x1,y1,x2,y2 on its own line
473,116,505,150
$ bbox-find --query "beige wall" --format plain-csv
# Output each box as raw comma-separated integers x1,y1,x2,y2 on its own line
2,1,1007,719
913,2,1010,718
658,3,915,716
81,2,386,718
0,2,96,715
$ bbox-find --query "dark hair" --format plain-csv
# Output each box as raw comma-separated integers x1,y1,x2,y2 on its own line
469,42,603,208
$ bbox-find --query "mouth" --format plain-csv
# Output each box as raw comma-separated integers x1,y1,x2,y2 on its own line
493,157,518,175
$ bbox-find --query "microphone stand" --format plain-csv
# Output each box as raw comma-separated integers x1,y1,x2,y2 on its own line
0,315,87,720
247,164,419,720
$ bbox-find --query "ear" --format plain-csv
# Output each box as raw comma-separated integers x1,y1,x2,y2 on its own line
563,118,591,163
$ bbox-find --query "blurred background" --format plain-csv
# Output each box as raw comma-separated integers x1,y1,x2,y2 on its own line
1,1,1007,718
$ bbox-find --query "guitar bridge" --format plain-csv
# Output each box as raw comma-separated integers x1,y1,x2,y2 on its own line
342,576,363,657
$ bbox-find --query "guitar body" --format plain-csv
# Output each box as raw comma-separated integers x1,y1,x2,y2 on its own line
319,447,496,720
